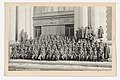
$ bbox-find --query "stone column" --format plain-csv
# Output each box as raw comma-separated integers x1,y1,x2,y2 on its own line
30,7,34,38
17,6,26,39
26,7,34,39
74,7,88,37
99,7,107,41
74,7,80,37
17,6,34,39
9,6,16,42
88,7,91,26
91,7,100,39
81,7,88,28
106,7,112,41
90,7,107,41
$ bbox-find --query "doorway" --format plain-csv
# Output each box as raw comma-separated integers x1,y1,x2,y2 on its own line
65,24,74,37
34,26,41,38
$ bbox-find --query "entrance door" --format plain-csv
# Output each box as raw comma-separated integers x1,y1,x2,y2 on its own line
65,24,74,37
34,26,41,38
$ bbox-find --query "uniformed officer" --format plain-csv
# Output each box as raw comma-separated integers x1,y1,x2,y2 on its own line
78,47,84,61
79,26,84,39
98,48,104,62
98,26,104,39
93,47,97,61
99,39,104,50
84,26,89,40
53,49,59,61
89,46,93,61
76,27,80,41
104,43,110,61
19,29,24,44
50,48,54,61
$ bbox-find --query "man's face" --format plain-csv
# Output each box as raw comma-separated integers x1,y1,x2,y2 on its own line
105,44,107,46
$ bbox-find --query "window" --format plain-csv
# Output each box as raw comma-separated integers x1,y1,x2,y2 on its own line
58,7,64,11
65,7,70,11
69,7,74,11
34,26,41,38
65,28,69,36
42,7,45,13
48,7,52,12
65,24,74,37
53,7,58,12
44,6,48,12
34,7,42,14
70,28,74,36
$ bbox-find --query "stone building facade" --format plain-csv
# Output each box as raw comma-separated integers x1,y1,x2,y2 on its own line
8,6,112,43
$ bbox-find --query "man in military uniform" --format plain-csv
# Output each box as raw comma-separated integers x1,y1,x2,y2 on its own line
84,26,89,40
60,48,64,60
98,26,104,39
62,48,68,60
87,25,93,41
99,39,104,50
19,29,24,44
10,44,16,59
55,49,60,61
91,46,97,61
104,43,110,61
38,44,46,60
83,40,87,61
87,46,93,61
51,48,55,61
80,26,85,39
78,48,83,61
98,48,104,62
76,27,80,41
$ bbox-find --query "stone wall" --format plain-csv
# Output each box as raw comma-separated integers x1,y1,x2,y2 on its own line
106,7,112,41
33,11,74,35
8,6,112,42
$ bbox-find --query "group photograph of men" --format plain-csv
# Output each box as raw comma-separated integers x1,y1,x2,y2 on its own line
10,25,111,62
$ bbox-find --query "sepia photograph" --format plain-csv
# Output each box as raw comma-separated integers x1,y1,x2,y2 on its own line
4,2,116,76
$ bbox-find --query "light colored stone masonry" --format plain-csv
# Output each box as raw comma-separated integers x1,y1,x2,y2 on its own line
9,6,112,42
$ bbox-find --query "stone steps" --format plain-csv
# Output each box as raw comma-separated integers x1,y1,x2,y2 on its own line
9,59,112,71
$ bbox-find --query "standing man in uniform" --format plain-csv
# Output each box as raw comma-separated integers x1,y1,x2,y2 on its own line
84,26,89,40
98,26,104,39
76,27,80,42
80,26,84,39
98,39,104,61
104,43,110,61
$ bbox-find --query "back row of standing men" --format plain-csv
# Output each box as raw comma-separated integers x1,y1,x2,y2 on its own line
76,25,104,41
